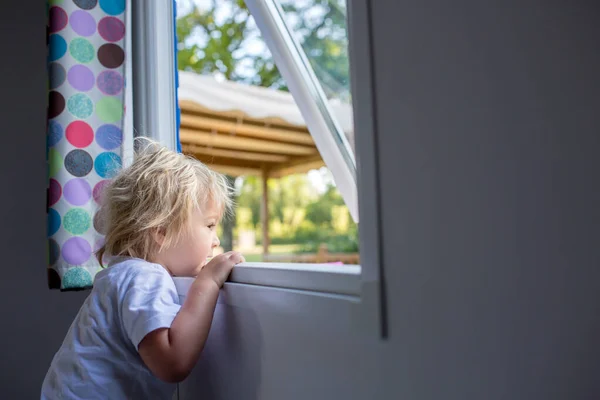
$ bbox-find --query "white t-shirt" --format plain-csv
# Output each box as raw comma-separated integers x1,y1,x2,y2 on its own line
41,258,182,399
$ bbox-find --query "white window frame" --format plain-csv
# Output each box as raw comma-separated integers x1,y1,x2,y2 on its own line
131,0,179,151
131,0,386,338
245,0,358,223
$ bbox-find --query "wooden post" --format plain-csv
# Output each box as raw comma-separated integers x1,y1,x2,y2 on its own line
261,168,270,257
316,244,328,263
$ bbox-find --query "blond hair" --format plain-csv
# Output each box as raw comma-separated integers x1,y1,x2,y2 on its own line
95,138,233,266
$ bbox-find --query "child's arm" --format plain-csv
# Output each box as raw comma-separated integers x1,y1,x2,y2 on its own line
138,251,244,383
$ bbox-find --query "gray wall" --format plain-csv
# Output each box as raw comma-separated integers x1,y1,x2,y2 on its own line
182,1,600,399
0,1,89,398
374,1,600,398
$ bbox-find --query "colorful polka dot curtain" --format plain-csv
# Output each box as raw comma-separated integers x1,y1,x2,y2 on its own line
46,0,127,290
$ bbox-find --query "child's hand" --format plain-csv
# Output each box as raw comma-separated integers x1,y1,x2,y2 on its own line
197,251,245,288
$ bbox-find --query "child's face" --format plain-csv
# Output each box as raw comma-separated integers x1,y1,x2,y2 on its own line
159,202,221,277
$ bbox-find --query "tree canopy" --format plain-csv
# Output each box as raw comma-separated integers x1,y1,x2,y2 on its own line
176,0,350,99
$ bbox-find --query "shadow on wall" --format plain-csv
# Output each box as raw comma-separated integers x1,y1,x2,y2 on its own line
179,301,264,400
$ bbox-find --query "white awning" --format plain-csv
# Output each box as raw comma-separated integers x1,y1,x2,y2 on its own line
177,71,354,136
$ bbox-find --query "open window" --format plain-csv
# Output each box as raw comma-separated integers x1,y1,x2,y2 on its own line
132,0,385,336
170,0,359,266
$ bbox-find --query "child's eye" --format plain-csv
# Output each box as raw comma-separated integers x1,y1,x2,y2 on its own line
207,224,216,229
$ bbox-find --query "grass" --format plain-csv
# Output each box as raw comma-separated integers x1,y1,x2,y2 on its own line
235,244,301,263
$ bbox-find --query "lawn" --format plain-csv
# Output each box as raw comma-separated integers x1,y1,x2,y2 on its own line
235,244,301,262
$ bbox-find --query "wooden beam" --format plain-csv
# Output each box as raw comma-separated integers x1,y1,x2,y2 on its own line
202,164,261,177
180,113,314,146
179,99,306,130
181,144,290,163
180,128,318,156
270,156,326,178
261,168,270,256
190,153,272,171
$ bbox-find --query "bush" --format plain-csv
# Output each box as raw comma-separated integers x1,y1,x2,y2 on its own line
295,222,359,254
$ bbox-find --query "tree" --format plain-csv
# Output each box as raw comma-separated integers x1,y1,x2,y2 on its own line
220,175,237,251
305,184,343,227
177,0,282,88
176,0,350,97
236,175,262,229
236,174,313,237
269,174,312,226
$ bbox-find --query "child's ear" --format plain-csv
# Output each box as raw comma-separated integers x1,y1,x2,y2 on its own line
151,227,167,247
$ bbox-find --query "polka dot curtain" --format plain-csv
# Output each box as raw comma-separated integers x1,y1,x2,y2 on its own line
46,0,126,290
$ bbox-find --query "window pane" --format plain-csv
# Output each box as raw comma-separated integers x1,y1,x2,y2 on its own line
278,0,355,152
175,0,359,263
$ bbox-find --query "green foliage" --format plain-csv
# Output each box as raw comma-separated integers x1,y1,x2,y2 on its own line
176,0,350,97
296,220,359,253
304,184,344,226
236,176,262,228
235,174,358,253
282,0,351,100
220,175,237,251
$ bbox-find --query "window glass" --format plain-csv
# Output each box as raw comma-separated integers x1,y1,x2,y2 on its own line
176,0,358,264
278,0,354,151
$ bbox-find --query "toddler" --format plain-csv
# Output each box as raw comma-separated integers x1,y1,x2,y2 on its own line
41,140,244,399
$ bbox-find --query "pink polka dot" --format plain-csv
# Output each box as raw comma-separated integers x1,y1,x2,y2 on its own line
66,121,94,148
49,7,68,33
93,210,107,234
98,17,125,42
96,70,123,95
93,180,110,204
48,179,62,206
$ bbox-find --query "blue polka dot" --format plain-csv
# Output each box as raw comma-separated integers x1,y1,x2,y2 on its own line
62,267,93,289
95,152,122,178
99,0,125,15
48,209,61,236
69,38,95,64
63,208,91,235
95,124,122,150
67,93,94,119
47,120,63,147
48,34,67,61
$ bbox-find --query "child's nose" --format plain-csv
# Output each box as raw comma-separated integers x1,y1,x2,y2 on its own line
213,236,220,248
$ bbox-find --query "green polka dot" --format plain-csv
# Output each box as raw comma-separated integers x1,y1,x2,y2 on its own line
62,267,93,289
69,38,95,64
67,93,93,119
96,96,123,123
63,208,91,235
48,148,62,178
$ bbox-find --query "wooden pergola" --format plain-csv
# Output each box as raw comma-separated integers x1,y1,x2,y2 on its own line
177,71,353,256
179,100,328,255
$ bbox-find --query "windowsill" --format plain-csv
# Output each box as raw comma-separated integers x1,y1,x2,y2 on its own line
173,262,361,298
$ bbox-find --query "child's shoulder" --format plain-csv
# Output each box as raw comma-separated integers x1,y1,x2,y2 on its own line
95,257,169,287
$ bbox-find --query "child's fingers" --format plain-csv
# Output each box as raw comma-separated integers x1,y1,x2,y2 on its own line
227,252,244,264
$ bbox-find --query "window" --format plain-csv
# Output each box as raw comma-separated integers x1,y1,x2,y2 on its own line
131,0,385,307
245,0,358,223
171,0,359,267
133,0,385,337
